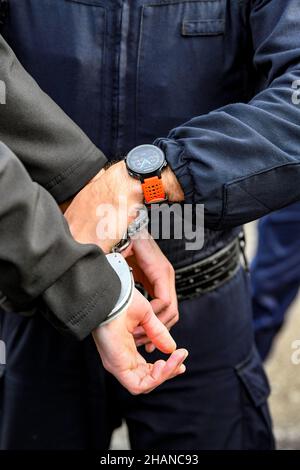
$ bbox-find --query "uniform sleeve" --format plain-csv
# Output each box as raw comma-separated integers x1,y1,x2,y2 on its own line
0,142,121,340
155,0,300,229
0,34,107,203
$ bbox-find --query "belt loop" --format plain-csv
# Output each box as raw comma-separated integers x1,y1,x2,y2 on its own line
239,230,249,273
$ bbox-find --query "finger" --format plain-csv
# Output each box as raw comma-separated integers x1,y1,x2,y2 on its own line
133,325,145,337
160,349,188,379
141,309,177,354
153,264,177,316
151,359,167,380
163,363,186,383
151,277,172,312
135,319,174,342
145,343,156,353
135,328,172,347
135,317,177,346
135,337,149,347
155,308,179,329
145,363,187,394
134,308,178,343
143,349,188,393
150,297,170,316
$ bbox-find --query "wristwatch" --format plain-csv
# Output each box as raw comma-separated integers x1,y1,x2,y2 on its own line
125,144,168,204
98,253,134,327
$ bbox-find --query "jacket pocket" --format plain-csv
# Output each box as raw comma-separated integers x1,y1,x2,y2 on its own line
182,18,225,36
136,0,227,144
235,347,275,450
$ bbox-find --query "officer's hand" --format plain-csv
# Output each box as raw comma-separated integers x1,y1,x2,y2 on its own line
63,161,185,254
123,231,179,353
93,288,187,394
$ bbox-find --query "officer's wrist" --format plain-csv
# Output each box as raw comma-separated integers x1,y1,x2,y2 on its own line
119,156,184,204
162,167,185,202
105,158,185,208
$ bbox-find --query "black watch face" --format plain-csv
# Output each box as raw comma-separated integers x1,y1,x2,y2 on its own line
126,145,165,175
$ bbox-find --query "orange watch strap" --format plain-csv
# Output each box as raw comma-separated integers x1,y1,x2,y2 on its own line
141,176,166,204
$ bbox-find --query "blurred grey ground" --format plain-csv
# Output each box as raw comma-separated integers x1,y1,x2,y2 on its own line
111,222,300,450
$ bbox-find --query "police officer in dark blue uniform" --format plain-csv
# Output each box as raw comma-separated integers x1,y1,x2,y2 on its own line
252,202,300,361
1,0,300,450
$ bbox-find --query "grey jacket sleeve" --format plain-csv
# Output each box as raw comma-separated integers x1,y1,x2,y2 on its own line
0,34,106,203
0,142,121,340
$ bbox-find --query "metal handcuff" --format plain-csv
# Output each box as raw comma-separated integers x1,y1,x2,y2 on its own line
111,206,149,254
100,206,149,326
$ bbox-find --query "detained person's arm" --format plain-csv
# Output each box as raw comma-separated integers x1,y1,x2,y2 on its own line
0,142,121,340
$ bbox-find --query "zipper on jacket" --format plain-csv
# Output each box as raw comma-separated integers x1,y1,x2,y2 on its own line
114,0,130,158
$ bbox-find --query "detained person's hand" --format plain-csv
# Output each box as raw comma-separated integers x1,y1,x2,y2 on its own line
123,231,179,353
93,287,188,394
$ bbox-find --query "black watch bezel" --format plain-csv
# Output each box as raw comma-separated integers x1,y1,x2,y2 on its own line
125,144,167,183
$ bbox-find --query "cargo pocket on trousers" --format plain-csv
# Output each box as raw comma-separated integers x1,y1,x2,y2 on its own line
235,347,275,450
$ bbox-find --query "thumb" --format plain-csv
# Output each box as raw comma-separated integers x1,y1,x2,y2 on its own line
140,308,177,354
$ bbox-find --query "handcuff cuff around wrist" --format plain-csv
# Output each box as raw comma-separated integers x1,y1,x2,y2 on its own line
111,206,149,254
99,252,134,327
98,206,149,327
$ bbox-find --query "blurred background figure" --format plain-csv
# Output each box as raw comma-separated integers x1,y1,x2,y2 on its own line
251,202,300,361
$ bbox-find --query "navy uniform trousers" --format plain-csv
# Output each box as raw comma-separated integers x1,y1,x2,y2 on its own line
0,268,274,450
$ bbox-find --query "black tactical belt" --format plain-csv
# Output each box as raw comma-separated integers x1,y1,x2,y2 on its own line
175,236,243,301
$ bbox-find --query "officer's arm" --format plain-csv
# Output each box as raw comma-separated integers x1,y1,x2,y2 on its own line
0,142,121,340
155,0,300,229
0,34,106,204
